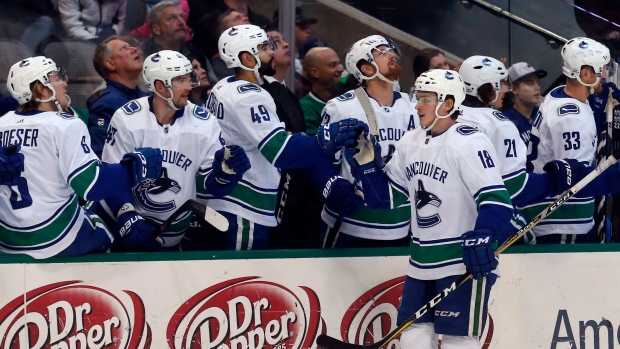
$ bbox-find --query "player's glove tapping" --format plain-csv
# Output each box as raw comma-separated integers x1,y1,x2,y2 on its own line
0,144,24,186
317,118,369,153
114,203,163,251
322,176,364,217
461,229,498,280
344,133,384,178
212,145,251,185
120,147,163,184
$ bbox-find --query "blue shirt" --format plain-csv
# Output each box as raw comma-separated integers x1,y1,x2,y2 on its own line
0,96,18,117
502,106,538,147
88,80,148,158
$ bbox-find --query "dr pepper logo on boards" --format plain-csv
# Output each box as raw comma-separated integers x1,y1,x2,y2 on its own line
339,276,495,349
167,276,323,349
0,280,151,348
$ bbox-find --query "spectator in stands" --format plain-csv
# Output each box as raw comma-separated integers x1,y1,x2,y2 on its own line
412,48,450,81
295,38,330,98
300,47,345,136
209,9,251,80
502,62,547,146
273,7,318,75
187,50,211,107
131,0,191,42
89,36,148,158
57,0,127,43
143,1,218,85
0,96,19,117
188,0,270,65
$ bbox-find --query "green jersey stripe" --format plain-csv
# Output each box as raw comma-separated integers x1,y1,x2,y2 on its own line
69,162,99,199
503,171,527,198
409,241,462,264
475,189,512,209
259,129,288,164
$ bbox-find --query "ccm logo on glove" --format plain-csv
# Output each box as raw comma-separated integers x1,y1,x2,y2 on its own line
463,236,492,246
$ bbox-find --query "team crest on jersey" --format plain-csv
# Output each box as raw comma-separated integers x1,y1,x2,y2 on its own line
121,100,142,115
456,125,478,135
557,103,579,116
415,180,442,228
193,105,210,120
493,111,509,121
336,91,355,101
133,170,181,212
237,84,261,94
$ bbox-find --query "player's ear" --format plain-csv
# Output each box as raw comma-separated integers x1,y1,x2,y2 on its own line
441,97,454,114
239,52,256,68
359,61,375,78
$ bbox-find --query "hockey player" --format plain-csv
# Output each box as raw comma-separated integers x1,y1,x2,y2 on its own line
199,24,364,250
318,35,419,248
343,69,513,349
0,56,163,258
526,38,610,243
101,50,251,249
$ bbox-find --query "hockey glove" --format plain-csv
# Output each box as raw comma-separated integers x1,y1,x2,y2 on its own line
212,145,251,186
317,118,369,153
0,144,24,186
344,133,384,180
462,229,498,280
120,147,163,184
322,176,365,217
114,205,163,252
543,158,591,195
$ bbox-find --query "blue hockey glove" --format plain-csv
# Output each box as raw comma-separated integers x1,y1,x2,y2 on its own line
212,145,251,185
322,176,364,217
0,145,24,186
543,158,591,195
462,229,498,280
120,147,163,184
344,133,383,180
115,206,163,252
317,118,369,153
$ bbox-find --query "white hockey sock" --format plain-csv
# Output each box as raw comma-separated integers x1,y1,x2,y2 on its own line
400,323,438,349
440,335,480,349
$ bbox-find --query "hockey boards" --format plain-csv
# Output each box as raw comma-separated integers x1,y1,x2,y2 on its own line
154,199,229,237
316,155,618,349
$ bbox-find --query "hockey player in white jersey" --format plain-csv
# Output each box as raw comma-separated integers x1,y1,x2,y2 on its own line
101,50,251,250
201,24,364,250
526,38,610,243
319,35,419,248
343,69,514,349
0,56,164,258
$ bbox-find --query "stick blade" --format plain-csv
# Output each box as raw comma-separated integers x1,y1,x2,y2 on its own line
316,335,379,349
187,200,229,232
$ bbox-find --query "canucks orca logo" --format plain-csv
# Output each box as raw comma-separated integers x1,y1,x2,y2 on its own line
445,71,454,80
415,180,442,228
579,41,588,49
132,169,181,212
482,58,492,66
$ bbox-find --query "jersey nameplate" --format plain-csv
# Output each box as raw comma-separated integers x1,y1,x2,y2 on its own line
121,100,142,115
237,84,261,94
557,103,579,116
456,125,478,135
193,106,211,120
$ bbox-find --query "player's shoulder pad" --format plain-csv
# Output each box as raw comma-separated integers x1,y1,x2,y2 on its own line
335,90,356,102
492,110,510,121
192,105,211,120
120,100,142,115
557,103,580,116
236,83,262,94
456,124,479,135
56,111,77,120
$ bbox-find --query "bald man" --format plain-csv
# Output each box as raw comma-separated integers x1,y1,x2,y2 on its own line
299,47,345,135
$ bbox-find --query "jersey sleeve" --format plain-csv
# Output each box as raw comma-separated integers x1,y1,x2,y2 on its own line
197,118,224,192
101,110,134,164
383,145,411,209
455,134,514,234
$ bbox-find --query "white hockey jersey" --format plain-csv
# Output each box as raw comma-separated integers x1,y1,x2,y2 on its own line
524,86,596,236
103,97,222,246
200,77,286,227
384,124,513,280
320,90,419,240
0,110,103,258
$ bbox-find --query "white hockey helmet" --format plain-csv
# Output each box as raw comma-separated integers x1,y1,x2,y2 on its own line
345,35,401,85
561,37,610,88
218,24,276,84
415,69,465,130
7,56,68,110
459,56,509,97
143,50,198,110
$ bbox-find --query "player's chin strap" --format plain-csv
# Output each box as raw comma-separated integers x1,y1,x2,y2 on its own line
577,75,601,95
154,88,181,111
238,60,263,85
36,90,71,113
360,61,398,86
421,99,455,137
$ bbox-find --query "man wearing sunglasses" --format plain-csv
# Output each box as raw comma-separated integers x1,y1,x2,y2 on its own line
196,25,364,251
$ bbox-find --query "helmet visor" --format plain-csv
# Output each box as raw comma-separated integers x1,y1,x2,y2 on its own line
258,37,278,53
46,67,68,83
171,70,200,88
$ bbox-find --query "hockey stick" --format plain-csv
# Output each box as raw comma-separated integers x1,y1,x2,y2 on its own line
154,199,229,237
316,155,618,349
